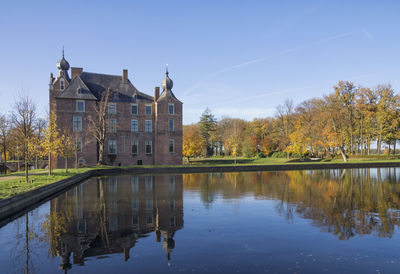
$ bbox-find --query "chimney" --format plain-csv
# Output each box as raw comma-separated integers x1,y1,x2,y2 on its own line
122,69,128,82
154,86,160,101
71,67,83,79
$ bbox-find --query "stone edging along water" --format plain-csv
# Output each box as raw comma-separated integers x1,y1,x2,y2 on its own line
1,161,400,224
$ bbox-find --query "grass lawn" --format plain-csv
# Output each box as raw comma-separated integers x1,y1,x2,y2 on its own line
0,168,95,200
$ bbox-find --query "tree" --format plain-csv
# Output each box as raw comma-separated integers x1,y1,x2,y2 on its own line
224,119,246,163
182,124,204,160
275,99,295,159
334,81,356,154
59,131,74,172
88,88,111,164
0,114,10,163
11,95,36,183
42,112,61,175
198,108,217,157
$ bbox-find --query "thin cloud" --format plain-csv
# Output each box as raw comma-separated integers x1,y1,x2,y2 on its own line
362,29,373,41
183,32,353,96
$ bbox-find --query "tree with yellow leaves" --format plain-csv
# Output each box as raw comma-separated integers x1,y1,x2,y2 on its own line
183,124,203,161
42,112,62,175
59,131,75,173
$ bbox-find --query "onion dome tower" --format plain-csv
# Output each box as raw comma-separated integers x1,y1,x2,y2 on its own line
56,47,70,81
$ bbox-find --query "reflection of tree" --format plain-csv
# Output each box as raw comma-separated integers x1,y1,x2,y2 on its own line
183,168,400,240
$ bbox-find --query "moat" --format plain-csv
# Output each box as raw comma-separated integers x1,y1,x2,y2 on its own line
1,168,400,273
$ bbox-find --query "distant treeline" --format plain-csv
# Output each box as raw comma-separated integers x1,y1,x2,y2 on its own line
183,81,400,161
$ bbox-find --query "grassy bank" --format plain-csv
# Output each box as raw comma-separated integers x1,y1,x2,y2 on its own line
1,156,400,200
0,168,96,199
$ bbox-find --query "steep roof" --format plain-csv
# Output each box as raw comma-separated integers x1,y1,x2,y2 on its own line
79,72,153,102
157,89,182,103
56,76,97,100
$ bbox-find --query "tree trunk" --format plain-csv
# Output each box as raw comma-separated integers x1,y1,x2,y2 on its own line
65,157,68,173
24,140,28,184
394,140,397,155
75,149,78,169
339,147,348,162
98,142,104,164
49,153,52,176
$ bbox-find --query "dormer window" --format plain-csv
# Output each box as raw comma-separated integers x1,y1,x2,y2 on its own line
60,78,65,90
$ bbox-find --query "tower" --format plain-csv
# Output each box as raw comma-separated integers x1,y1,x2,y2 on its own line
154,67,183,165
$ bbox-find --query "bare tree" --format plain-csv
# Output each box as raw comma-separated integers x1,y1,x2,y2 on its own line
11,95,36,183
276,99,294,160
0,114,10,163
88,88,111,165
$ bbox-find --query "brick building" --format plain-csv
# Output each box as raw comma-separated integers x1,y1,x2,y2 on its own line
49,51,182,167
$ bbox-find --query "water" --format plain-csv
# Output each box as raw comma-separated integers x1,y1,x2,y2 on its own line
1,168,400,273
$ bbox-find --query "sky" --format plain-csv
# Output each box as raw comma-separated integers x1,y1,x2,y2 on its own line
1,0,400,124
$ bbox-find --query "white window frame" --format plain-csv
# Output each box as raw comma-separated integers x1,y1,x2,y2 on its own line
108,103,117,114
131,140,138,155
169,139,175,153
131,104,138,115
145,120,152,132
168,119,174,132
131,119,138,132
108,140,117,155
76,100,85,112
145,104,152,115
145,140,152,154
73,116,82,132
108,118,117,133
168,103,174,115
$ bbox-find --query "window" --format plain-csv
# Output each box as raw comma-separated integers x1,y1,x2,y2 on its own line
169,139,174,153
109,217,118,231
169,176,175,192
77,219,86,234
169,199,175,211
108,119,117,133
146,215,153,225
131,140,138,155
108,103,116,114
78,158,85,166
145,105,152,115
60,78,65,90
132,215,139,227
109,199,118,212
74,138,82,152
169,119,174,132
109,177,118,193
132,199,139,210
168,103,174,115
131,120,138,132
145,140,152,154
76,100,85,112
145,120,152,132
131,104,138,115
73,116,82,132
131,176,139,192
145,176,153,191
146,198,153,210
108,140,117,154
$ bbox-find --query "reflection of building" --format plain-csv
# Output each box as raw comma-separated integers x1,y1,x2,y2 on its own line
50,174,183,271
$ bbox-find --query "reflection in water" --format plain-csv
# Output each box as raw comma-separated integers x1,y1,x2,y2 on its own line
38,168,400,272
183,168,400,240
46,175,183,271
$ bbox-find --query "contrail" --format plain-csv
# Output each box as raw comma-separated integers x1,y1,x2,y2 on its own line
183,32,353,96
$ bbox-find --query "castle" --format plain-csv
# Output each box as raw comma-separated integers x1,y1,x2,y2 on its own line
49,51,182,167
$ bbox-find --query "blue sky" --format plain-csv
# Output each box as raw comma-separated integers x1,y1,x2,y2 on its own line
1,0,399,124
